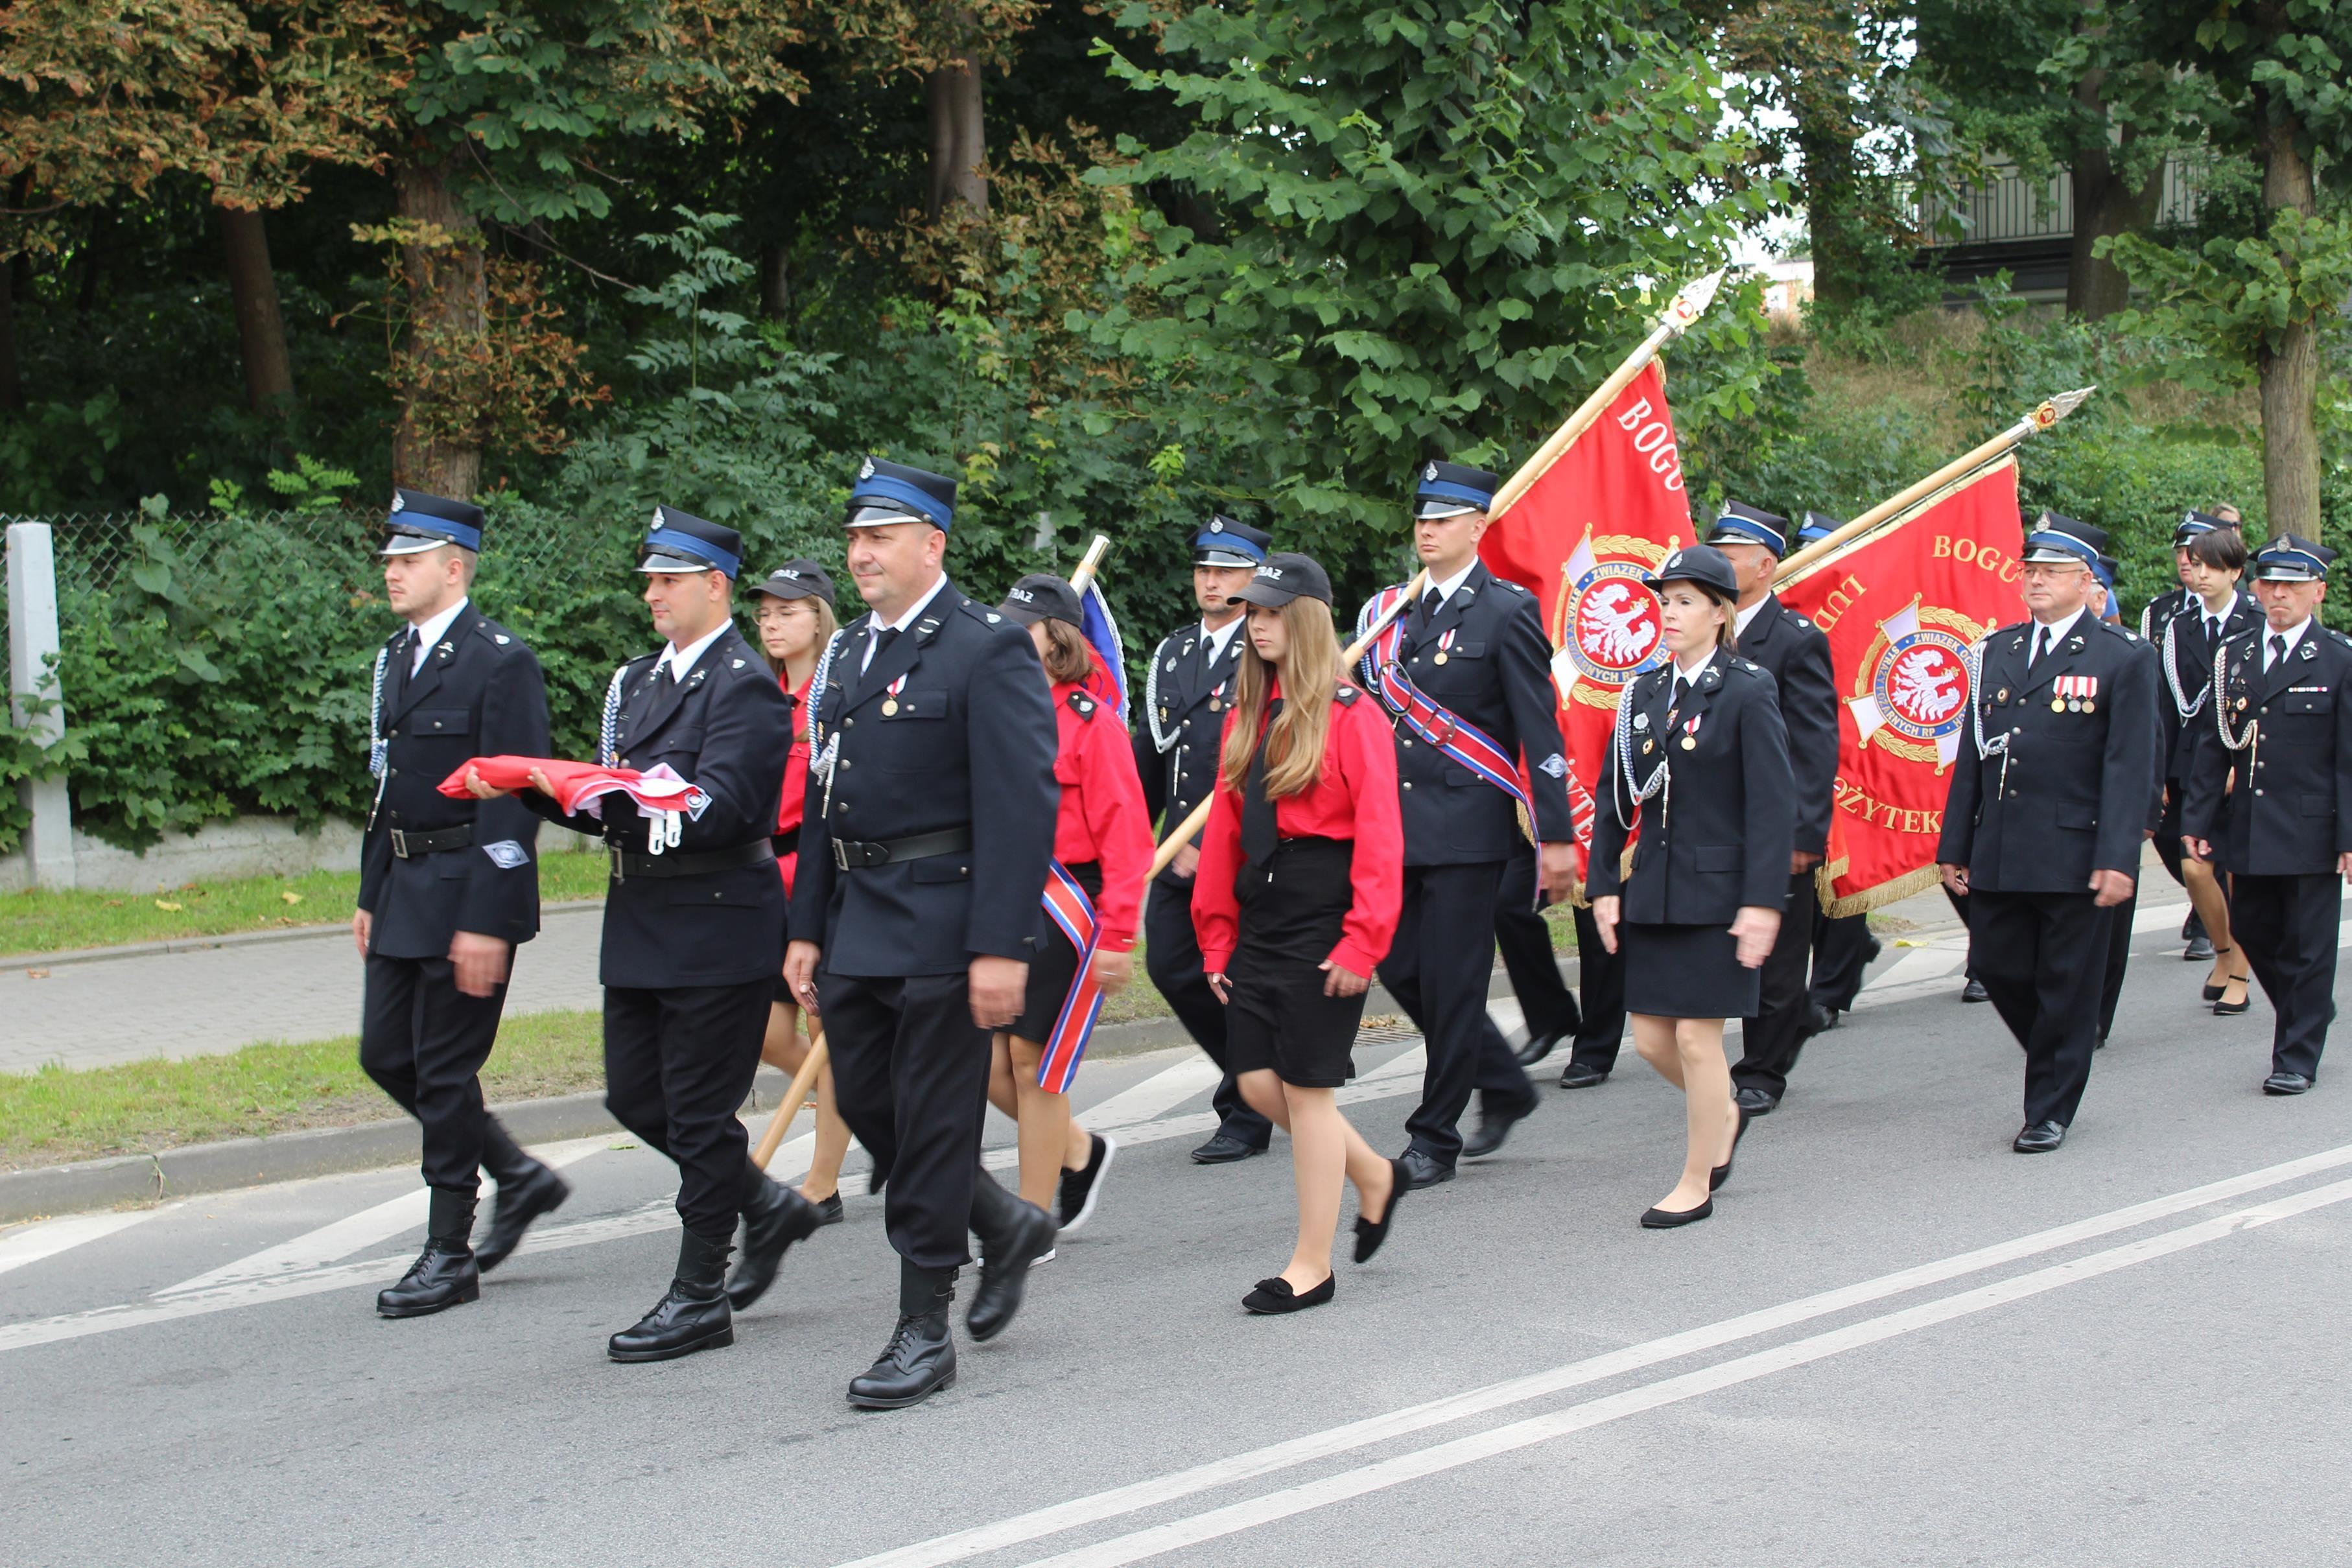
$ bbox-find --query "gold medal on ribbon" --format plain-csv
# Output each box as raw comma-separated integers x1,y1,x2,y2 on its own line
1680,735,1696,750
882,698,899,716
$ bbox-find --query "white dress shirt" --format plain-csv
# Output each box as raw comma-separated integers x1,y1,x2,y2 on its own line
860,574,951,673
1423,560,1480,612
657,621,730,683
2027,605,2086,665
1199,614,1245,665
2263,616,2313,671
406,598,470,675
1734,598,1769,639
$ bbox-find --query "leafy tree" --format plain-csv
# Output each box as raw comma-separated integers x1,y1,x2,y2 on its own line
2100,0,2352,537
1088,0,1774,583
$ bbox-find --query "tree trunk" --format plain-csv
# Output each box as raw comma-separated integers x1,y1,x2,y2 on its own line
1793,95,1863,308
218,206,295,413
2065,64,2164,321
925,41,987,220
0,255,21,412
759,242,791,320
2255,118,2321,541
390,158,486,500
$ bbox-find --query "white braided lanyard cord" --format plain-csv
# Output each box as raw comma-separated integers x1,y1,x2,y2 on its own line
1609,676,1671,833
1143,631,1177,754
364,641,393,828
597,664,628,767
2161,614,2212,720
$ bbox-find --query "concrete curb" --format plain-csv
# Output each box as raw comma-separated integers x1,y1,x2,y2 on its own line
0,963,1536,1224
0,899,606,974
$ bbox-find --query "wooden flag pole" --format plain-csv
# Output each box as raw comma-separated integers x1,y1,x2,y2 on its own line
1487,270,1725,520
752,1031,830,1171
1774,387,2099,587
1144,566,1430,879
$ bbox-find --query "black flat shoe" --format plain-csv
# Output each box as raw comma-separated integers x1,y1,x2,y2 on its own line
1352,1158,1409,1264
1514,1029,1566,1067
1243,1274,1334,1314
1961,977,1990,1004
2215,981,2253,1016
808,1192,844,1226
1463,1092,1538,1159
1734,1086,1778,1116
2012,1120,2066,1153
1190,1132,1265,1165
1640,1199,1713,1229
2264,1071,2312,1095
1710,1105,1752,1193
1557,1060,1610,1090
2202,981,2226,1001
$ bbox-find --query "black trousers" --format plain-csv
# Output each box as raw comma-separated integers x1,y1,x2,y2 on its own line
1967,889,2111,1128
819,969,1000,1271
1564,905,1629,1071
603,979,771,1241
2228,872,2341,1079
360,954,537,1195
1146,878,1271,1149
2099,883,2137,1041
1734,870,1820,1101
1809,909,1876,1014
1386,860,1535,1165
1494,841,1579,1041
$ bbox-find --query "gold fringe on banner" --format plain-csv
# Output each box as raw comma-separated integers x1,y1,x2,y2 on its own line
1822,863,1944,920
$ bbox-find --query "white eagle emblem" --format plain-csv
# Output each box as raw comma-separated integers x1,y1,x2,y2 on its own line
858,457,876,481
1890,648,1964,723
389,492,406,513
1577,581,1662,668
1424,462,1439,482
650,507,665,530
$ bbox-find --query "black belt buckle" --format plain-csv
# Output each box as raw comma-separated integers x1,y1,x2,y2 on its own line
607,842,626,883
390,828,412,860
831,839,880,871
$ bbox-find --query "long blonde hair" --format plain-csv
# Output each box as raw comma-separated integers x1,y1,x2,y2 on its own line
1220,598,1340,800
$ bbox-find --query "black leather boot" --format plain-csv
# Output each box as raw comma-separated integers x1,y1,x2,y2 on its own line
475,1125,570,1274
847,1263,958,1409
727,1168,822,1310
965,1167,1056,1344
608,1229,735,1362
377,1187,480,1318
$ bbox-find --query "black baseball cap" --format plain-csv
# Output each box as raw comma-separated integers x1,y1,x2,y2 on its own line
1643,543,1740,602
749,559,836,605
998,572,1085,628
1230,552,1334,609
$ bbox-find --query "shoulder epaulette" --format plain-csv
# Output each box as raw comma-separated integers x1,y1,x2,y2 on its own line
1490,576,1529,595
2329,628,2352,651
958,598,1011,629
469,619,521,650
1067,688,1097,718
1334,685,1360,707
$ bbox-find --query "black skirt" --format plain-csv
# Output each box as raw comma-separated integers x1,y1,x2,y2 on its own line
1008,859,1103,1046
1623,920,1759,1020
1224,837,1365,1088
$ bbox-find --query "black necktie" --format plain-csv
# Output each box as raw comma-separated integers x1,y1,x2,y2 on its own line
1241,697,1286,871
1423,589,1444,618
2032,626,2052,668
2207,616,2222,647
2270,633,2287,672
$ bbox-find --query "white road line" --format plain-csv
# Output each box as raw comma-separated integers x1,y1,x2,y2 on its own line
1079,1059,1225,1133
830,1138,2352,1568
1018,1175,2352,1568
0,1208,166,1279
155,1136,615,1296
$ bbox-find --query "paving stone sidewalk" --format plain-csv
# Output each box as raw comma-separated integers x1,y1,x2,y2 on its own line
0,909,607,1075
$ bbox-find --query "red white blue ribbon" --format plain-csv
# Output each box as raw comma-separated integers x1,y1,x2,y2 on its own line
1035,860,1104,1093
1357,583,1542,833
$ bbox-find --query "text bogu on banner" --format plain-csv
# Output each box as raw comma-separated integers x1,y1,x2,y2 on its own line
1479,362,1693,885
1778,456,2029,913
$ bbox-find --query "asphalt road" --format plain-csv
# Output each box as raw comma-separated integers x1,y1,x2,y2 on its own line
6,898,2351,1567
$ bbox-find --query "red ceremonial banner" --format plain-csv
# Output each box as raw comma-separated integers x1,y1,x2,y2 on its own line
1778,456,2028,914
1479,361,1694,883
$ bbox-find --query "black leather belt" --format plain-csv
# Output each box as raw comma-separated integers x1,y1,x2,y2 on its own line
607,838,776,882
390,824,475,858
771,826,801,858
831,826,972,871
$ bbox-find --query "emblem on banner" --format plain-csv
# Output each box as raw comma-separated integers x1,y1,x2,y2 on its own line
1553,530,1675,706
1845,596,1988,770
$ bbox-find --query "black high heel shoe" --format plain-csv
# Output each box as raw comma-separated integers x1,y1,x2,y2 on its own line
2202,945,2237,1002
1710,1104,1752,1193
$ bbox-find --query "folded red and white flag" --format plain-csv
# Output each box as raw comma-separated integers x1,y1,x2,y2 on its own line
438,756,711,827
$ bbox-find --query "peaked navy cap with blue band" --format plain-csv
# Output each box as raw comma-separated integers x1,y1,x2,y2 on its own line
2021,513,2110,569
2172,508,2237,546
1705,500,1790,556
2252,533,2336,583
637,504,742,578
1798,510,1844,546
1194,513,1271,568
845,457,956,531
1413,460,1502,520
380,488,484,556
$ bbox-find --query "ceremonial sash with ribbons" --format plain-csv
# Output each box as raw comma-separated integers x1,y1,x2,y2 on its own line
1356,584,1543,842
1035,860,1105,1094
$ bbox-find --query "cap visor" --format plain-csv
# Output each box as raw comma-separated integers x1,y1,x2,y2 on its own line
749,581,819,600
639,552,721,574
847,504,935,529
379,535,449,557
1230,583,1304,608
1413,501,1481,521
1194,549,1262,568
2019,549,2089,566
995,602,1048,626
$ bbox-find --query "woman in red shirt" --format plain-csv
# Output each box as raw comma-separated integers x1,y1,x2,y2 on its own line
749,561,851,1224
1193,553,1406,1315
985,574,1153,1238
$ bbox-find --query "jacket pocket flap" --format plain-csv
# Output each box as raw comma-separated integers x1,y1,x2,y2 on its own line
643,725,703,755
882,687,947,720
413,708,473,737
2055,803,2097,830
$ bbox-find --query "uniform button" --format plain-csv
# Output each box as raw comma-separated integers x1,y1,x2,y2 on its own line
843,718,854,727
2255,789,2264,796
841,758,853,769
1402,738,1414,747
1402,781,1414,791
388,729,399,738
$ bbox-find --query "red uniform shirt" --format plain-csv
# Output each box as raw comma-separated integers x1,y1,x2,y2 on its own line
1192,681,1404,978
775,668,812,895
1049,679,1153,952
